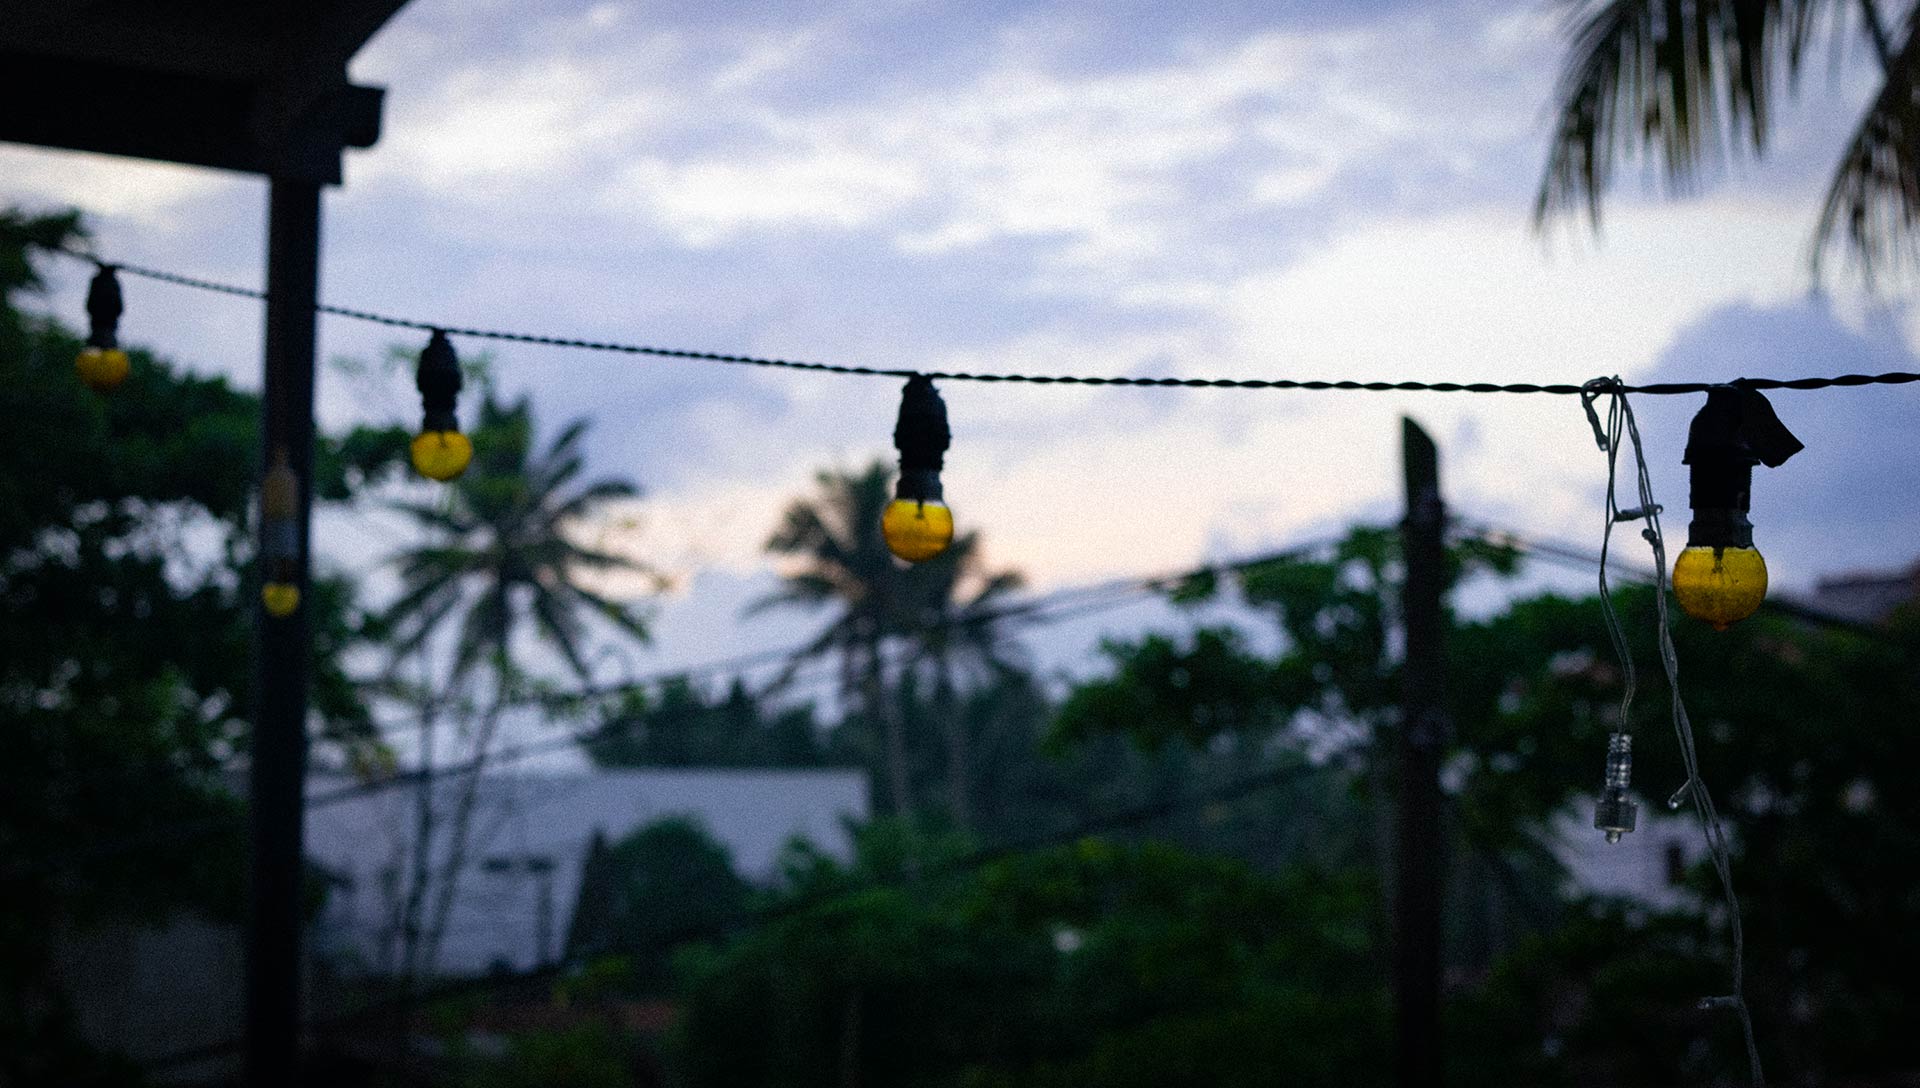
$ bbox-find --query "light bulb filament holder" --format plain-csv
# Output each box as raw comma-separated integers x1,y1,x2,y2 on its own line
84,264,123,350
1682,385,1801,549
1594,731,1638,843
416,329,463,434
892,375,949,504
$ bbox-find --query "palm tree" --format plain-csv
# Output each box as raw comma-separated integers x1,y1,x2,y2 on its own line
755,463,911,812
1536,0,1918,276
754,461,1026,825
897,534,1026,829
378,392,655,979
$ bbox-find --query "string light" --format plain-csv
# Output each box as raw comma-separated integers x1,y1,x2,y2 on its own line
1593,732,1638,843
1672,387,1803,630
410,329,471,481
38,241,1920,397
74,264,129,392
260,448,301,617
882,374,954,562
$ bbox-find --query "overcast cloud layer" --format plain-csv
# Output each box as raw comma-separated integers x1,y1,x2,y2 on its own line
5,0,1917,691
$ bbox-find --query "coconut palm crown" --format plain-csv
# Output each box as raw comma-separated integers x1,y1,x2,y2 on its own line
378,393,654,686
1537,0,1920,277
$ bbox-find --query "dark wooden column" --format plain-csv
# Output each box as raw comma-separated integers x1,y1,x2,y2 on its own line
246,177,323,1086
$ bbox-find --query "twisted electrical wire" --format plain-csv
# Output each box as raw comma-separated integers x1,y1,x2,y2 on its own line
41,245,1920,396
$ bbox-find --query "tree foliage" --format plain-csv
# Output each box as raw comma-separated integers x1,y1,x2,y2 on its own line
673,829,1386,1088
588,678,825,769
1050,524,1920,1082
376,392,656,684
565,817,751,992
755,460,1026,823
0,208,388,1081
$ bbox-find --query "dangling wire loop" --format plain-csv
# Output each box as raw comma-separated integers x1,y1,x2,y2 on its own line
1582,379,1766,1087
1581,376,1622,452
1593,379,1636,723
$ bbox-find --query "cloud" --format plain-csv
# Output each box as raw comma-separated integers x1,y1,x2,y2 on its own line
1626,299,1920,587
612,150,925,245
334,1,1570,284
0,147,232,229
7,0,1913,641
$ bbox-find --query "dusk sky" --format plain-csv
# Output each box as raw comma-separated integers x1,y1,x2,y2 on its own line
4,0,1917,697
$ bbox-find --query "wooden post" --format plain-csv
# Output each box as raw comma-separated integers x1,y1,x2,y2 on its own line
1395,417,1447,1088
246,176,322,1086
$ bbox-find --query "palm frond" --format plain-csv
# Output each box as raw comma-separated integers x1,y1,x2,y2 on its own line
1536,0,1831,226
385,498,472,535
565,584,655,646
545,417,593,461
450,586,512,685
551,544,642,573
526,418,591,495
549,479,640,523
1813,8,1920,278
379,583,466,664
529,587,592,679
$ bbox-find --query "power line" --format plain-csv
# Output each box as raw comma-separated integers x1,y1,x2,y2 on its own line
13,536,1337,877
315,537,1335,809
353,531,1327,746
42,245,1920,396
1458,522,1895,639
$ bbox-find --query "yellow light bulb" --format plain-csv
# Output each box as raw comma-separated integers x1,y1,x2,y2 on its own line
882,498,954,562
1672,545,1767,630
75,347,130,391
411,430,473,481
262,582,301,617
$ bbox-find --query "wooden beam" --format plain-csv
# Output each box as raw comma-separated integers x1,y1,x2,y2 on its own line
0,52,382,184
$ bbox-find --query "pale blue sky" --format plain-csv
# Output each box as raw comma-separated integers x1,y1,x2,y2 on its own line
4,0,1917,708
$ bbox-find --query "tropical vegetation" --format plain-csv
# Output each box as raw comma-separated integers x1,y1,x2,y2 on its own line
4,208,1919,1087
1538,0,1920,276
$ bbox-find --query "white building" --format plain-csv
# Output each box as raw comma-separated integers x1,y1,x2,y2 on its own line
1553,808,1706,913
305,766,870,977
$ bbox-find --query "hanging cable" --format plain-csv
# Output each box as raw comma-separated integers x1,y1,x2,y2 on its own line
1583,382,1766,1087
1582,378,1644,844
35,244,1920,396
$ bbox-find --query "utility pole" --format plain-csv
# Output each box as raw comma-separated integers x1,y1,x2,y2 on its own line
247,178,323,1087
1395,417,1448,1088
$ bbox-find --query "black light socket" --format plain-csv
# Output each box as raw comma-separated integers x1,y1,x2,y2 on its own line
893,375,950,502
85,264,123,350
416,329,463,433
1683,386,1802,549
